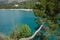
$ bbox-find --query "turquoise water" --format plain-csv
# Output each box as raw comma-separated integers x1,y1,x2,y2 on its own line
0,10,60,40
0,10,37,35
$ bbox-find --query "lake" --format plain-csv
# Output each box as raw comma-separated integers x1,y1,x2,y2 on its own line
0,9,60,40
0,9,37,35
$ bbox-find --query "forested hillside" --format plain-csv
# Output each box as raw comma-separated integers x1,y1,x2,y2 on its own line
0,0,38,9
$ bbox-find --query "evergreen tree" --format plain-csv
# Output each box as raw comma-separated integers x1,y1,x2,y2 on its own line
33,0,60,40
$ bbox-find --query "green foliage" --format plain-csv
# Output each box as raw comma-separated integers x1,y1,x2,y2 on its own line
33,0,60,40
10,24,31,40
0,0,37,9
55,14,60,20
16,24,31,37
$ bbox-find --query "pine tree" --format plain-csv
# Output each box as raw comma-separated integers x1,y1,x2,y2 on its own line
33,0,60,40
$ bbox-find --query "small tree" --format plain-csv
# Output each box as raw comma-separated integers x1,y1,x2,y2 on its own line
10,24,31,40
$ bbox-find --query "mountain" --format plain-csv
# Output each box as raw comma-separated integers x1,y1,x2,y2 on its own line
0,0,38,4
0,0,28,4
0,0,39,9
8,0,28,3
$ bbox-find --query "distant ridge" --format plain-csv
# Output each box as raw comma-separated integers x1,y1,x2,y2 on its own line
0,0,38,4
0,0,27,4
0,0,39,9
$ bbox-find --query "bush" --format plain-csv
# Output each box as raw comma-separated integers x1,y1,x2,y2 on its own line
10,24,31,40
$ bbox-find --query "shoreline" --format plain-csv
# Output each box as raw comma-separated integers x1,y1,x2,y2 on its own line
0,9,33,11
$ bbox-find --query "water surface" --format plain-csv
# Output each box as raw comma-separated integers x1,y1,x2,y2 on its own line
0,9,37,35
